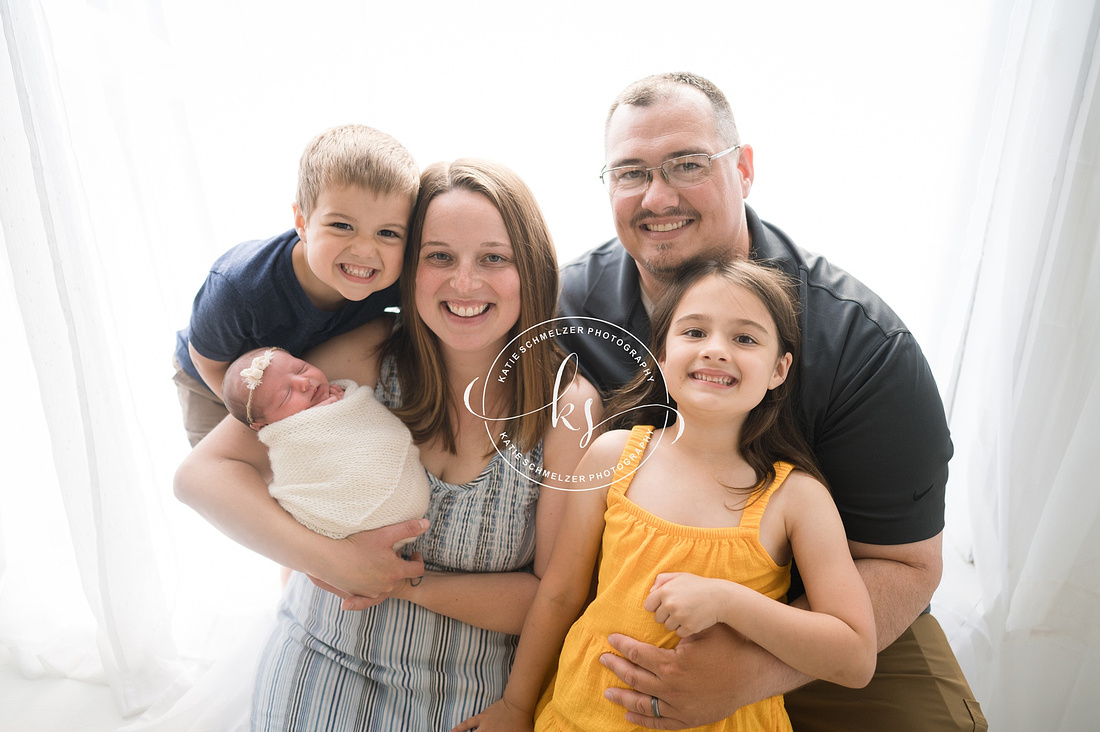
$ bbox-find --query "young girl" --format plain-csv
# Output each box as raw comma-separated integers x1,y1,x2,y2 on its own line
455,258,877,732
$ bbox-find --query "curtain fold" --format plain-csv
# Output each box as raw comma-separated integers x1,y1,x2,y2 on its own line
2,1,287,723
933,0,1100,729
0,0,181,715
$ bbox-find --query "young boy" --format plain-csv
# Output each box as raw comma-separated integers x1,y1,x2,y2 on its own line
172,124,418,446
222,347,430,542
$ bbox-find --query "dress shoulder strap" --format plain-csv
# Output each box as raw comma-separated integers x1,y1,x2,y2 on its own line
608,425,654,498
738,461,796,530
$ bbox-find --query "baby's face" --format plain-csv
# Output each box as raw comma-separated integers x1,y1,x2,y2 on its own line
252,354,336,426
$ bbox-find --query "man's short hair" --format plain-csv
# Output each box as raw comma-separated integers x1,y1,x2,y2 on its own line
295,124,419,221
606,72,740,148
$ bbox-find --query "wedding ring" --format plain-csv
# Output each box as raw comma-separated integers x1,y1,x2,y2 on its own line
651,695,662,718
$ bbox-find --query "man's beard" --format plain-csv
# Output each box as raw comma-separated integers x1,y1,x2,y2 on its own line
641,242,737,282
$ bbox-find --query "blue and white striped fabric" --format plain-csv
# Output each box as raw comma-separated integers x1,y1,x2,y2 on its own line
251,356,542,731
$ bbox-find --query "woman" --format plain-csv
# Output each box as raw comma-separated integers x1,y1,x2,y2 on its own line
175,159,599,730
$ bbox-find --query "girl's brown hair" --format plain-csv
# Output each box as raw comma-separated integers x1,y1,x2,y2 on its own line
606,258,826,493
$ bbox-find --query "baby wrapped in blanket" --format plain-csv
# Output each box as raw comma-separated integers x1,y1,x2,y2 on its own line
224,347,429,539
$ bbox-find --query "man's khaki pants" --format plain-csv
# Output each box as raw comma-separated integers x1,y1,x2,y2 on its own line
785,613,986,731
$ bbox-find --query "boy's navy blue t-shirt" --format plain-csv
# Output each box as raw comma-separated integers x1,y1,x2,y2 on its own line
174,229,399,391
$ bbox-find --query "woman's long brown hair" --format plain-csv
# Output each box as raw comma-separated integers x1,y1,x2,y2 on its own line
385,159,567,455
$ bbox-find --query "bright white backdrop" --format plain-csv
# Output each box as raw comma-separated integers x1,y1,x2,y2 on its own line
1,0,1097,730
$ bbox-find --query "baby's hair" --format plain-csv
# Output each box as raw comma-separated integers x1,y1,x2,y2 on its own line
295,124,419,222
606,257,826,492
223,347,282,428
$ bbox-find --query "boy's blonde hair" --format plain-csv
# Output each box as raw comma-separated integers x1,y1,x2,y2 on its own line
295,124,419,221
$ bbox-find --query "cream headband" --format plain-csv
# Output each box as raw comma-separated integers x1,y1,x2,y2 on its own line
240,348,277,426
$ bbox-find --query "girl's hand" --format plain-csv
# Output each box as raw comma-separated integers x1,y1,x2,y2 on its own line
644,572,726,637
450,698,534,732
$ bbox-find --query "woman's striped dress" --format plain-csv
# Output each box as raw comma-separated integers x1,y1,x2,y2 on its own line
251,356,542,731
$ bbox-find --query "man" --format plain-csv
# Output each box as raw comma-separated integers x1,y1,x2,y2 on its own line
557,72,985,731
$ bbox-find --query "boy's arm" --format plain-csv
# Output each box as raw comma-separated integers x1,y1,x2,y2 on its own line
188,342,230,398
645,474,876,689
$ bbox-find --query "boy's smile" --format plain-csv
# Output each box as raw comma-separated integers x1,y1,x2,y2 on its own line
293,184,412,310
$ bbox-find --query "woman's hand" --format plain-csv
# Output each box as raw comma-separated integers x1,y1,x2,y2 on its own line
450,698,534,732
307,575,394,611
310,520,429,605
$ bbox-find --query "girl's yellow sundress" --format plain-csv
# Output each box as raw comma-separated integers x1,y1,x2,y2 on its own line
536,425,795,731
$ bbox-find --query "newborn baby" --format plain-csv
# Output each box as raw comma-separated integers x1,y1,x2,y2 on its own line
223,347,430,541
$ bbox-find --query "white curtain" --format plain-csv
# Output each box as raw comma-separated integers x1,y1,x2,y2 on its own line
0,0,277,727
1,0,179,710
930,0,1100,729
2,0,1097,730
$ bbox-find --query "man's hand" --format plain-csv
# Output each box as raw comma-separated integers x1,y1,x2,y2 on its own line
601,624,790,729
312,519,429,605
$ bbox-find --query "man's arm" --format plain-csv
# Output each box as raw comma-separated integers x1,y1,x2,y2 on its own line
601,533,942,729
849,533,943,649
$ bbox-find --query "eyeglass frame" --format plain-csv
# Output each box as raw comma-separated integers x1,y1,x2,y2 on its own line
599,145,741,196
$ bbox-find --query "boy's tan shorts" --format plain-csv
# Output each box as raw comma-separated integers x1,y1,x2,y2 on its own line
172,356,228,447
785,613,986,731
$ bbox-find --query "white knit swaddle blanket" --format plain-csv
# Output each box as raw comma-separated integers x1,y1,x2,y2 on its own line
259,380,430,539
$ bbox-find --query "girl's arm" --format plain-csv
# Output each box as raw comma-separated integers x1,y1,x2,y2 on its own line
534,373,604,575
452,430,628,732
646,471,877,689
174,319,428,598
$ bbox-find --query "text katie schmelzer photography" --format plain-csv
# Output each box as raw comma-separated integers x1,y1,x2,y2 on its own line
463,317,681,491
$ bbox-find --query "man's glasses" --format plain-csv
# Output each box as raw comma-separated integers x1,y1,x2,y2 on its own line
600,145,740,196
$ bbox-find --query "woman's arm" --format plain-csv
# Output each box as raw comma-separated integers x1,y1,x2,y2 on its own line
175,413,429,597
453,430,628,731
645,472,877,689
377,375,605,634
390,571,538,634
174,318,428,598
